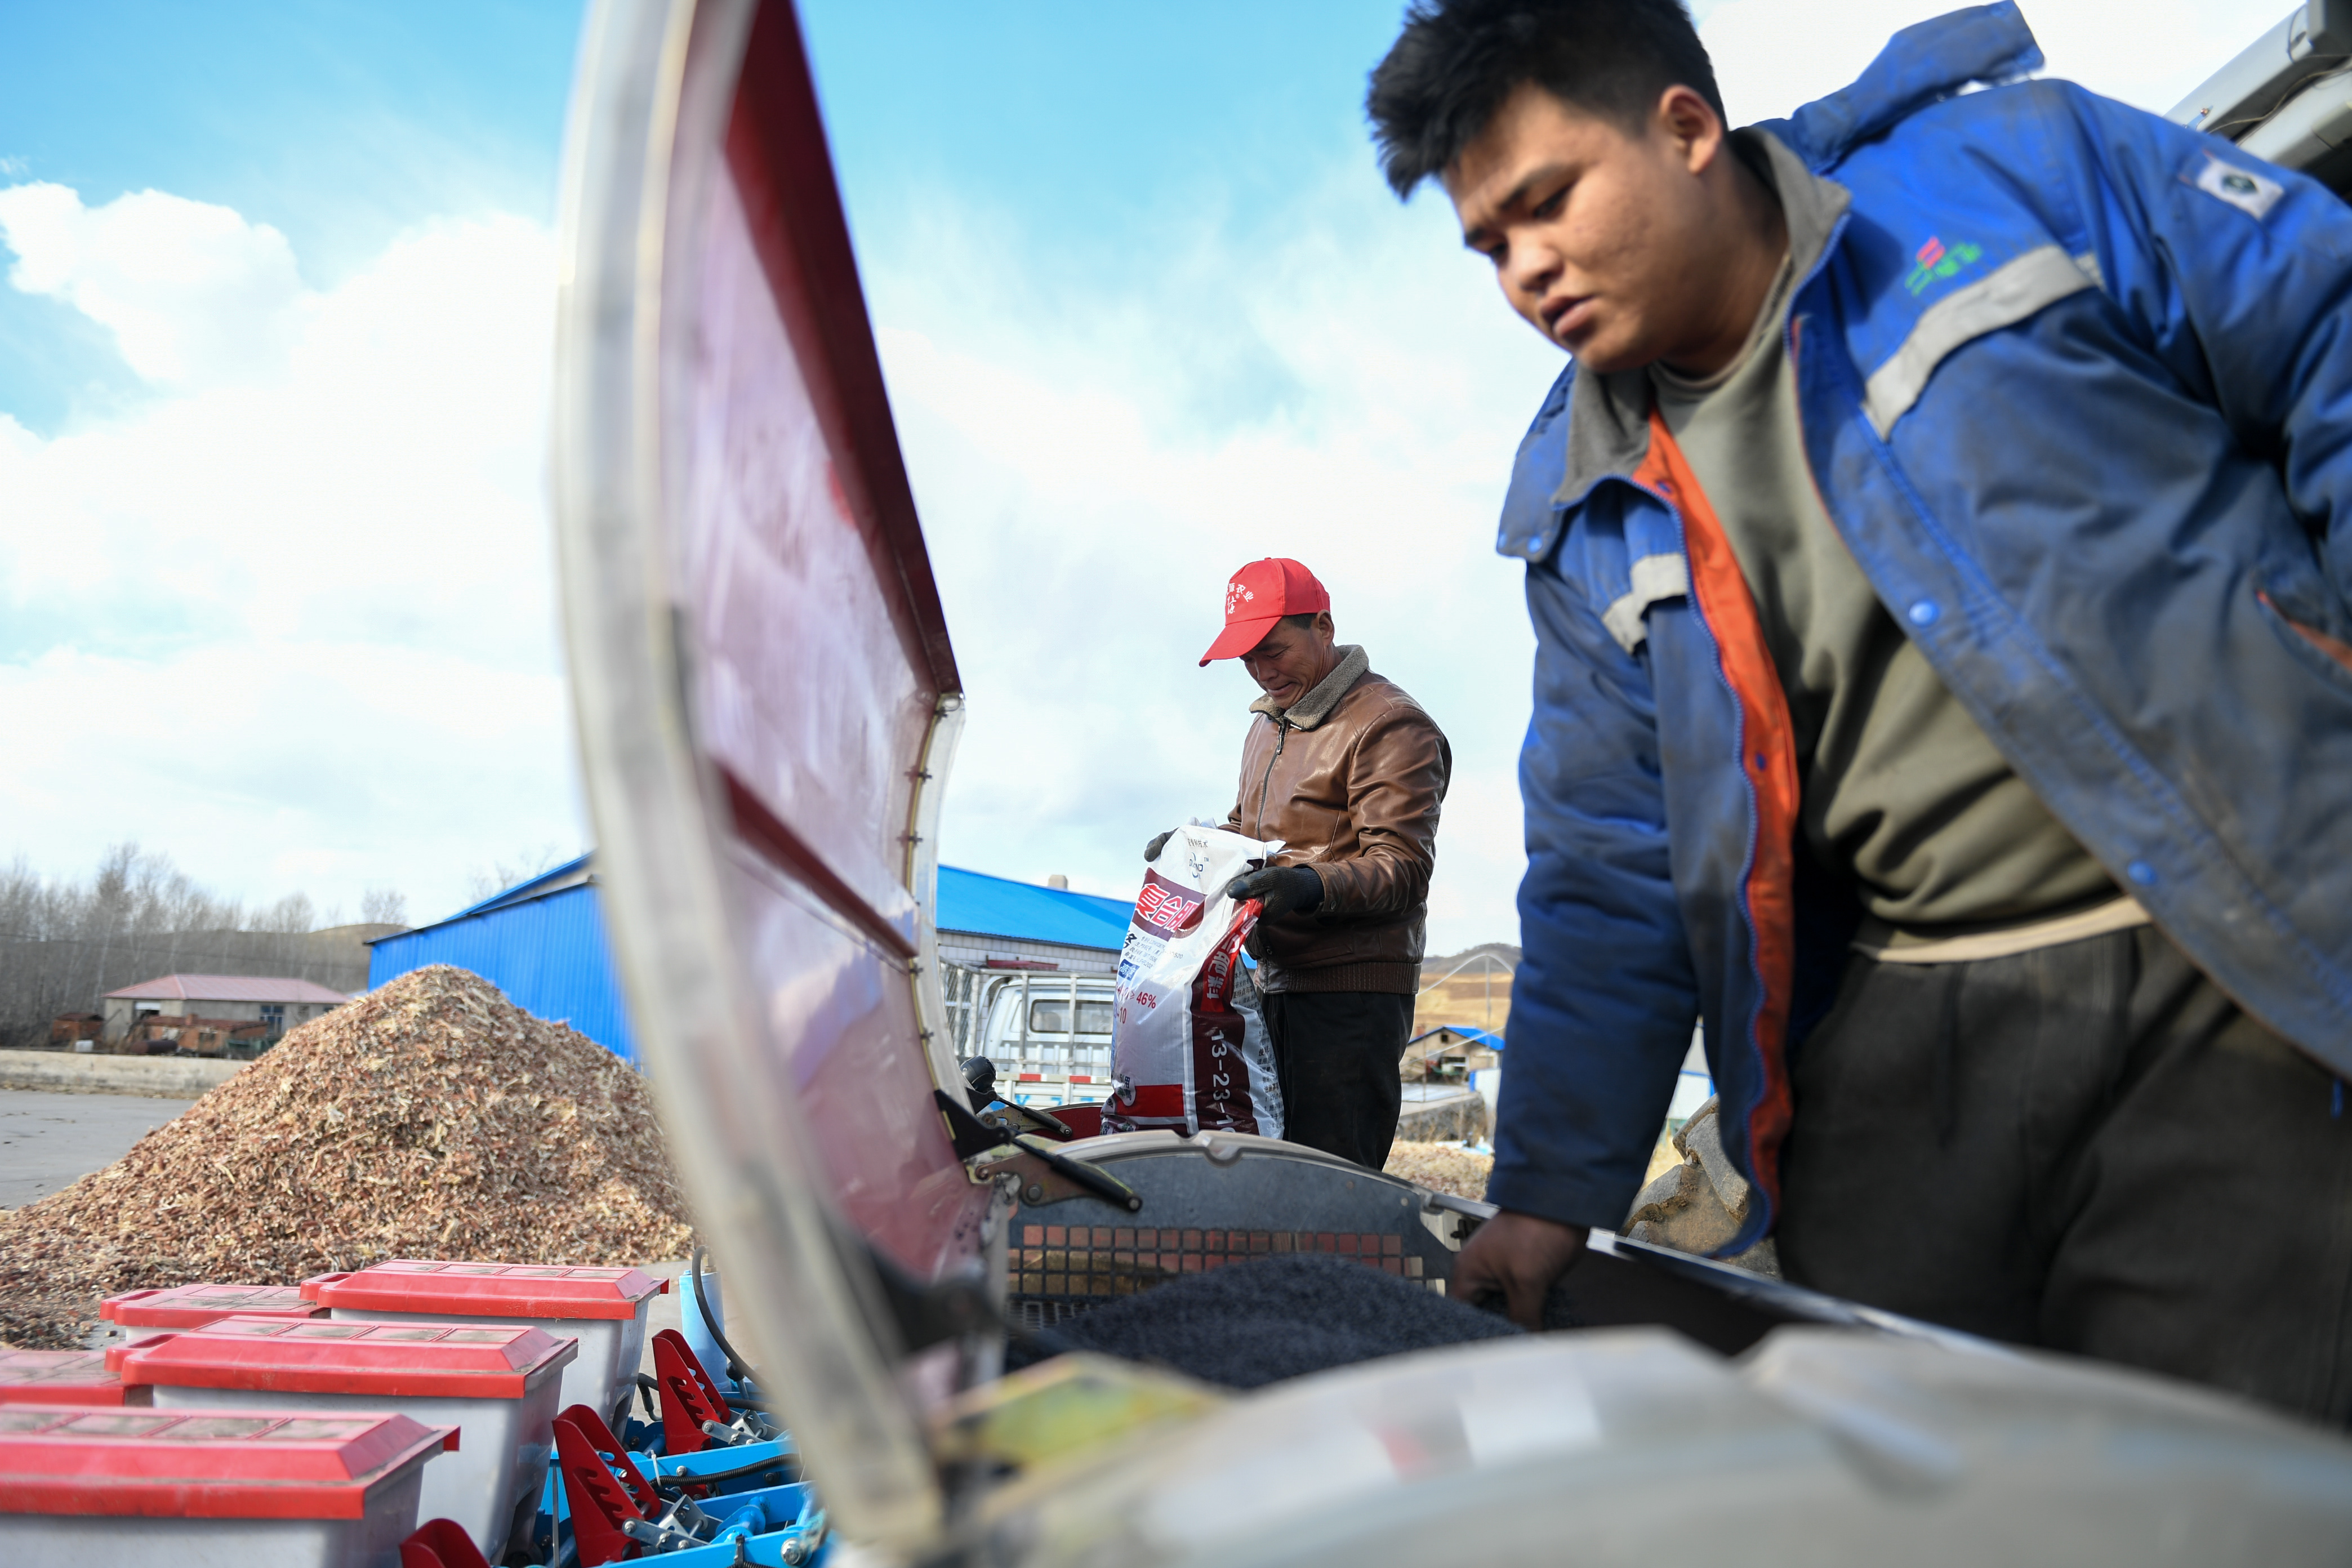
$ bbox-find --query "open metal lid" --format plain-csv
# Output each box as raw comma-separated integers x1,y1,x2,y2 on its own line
554,0,981,1546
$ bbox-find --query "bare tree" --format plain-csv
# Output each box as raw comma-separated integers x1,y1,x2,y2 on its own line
0,847,373,1050
360,887,409,926
256,893,318,936
466,844,571,902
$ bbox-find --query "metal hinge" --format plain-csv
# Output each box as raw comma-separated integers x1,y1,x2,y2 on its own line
933,1090,1139,1210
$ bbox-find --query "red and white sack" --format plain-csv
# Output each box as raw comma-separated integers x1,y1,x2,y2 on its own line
1105,825,1285,1138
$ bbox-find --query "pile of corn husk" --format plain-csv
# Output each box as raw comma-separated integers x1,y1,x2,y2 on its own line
1383,1140,1491,1201
0,965,697,1349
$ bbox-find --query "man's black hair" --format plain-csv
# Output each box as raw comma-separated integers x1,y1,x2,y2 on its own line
1367,0,1725,197
1280,612,1322,630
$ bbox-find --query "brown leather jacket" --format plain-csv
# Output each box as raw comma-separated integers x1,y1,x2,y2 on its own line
1225,646,1451,994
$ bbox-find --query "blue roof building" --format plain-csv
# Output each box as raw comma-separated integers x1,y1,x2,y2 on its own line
1407,1025,1505,1052
368,857,1139,1062
366,856,638,1061
933,866,1130,975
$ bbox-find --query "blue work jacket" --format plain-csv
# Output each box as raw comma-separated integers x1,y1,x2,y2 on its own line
1491,2,2352,1254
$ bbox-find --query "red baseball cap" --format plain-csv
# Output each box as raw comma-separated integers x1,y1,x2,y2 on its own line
1199,558,1331,666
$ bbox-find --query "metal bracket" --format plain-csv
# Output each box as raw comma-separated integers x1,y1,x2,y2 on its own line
978,1102,1074,1141
1418,1187,1493,1248
622,1514,708,1553
934,1089,1140,1210
970,1143,1125,1208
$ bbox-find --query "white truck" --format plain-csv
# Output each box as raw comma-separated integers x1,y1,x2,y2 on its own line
941,965,1117,1103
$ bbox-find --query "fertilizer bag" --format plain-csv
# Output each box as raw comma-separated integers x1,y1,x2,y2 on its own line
1106,825,1285,1138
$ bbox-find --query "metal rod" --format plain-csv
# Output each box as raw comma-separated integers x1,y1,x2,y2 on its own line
1016,972,1030,1075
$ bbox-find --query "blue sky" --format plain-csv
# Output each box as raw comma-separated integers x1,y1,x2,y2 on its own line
0,0,2265,936
0,0,2252,439
0,1,1437,434
0,1,579,434
806,2,1445,252
1,0,2229,446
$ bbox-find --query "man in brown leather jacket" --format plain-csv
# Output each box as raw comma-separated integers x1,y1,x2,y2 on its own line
1159,557,1452,1169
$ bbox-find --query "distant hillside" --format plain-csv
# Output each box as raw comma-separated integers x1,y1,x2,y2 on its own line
1415,943,1516,1036
1424,942,1520,972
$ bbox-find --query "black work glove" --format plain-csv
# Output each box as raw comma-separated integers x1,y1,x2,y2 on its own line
1144,829,1174,861
1223,864,1324,920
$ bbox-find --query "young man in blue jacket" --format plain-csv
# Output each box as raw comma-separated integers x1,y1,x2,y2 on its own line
1369,0,2352,1418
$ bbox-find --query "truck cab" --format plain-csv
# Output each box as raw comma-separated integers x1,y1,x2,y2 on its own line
951,968,1117,1103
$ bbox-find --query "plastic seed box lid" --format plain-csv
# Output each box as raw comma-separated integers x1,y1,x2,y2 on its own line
300,1260,666,1321
110,1316,578,1400
0,1406,449,1518
102,1284,332,1330
0,1351,137,1407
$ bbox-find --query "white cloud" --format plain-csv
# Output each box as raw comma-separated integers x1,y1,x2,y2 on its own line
0,184,309,387
0,643,571,912
1705,0,2257,126
869,173,1562,952
0,184,579,923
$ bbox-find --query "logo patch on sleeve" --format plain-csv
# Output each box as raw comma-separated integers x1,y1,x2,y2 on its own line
1904,234,1984,296
2194,153,2283,221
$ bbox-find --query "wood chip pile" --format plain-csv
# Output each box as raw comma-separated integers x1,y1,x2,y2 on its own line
1382,1140,1492,1202
0,965,697,1349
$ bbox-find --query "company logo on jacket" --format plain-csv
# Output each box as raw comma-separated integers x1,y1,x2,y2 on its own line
1905,234,1984,295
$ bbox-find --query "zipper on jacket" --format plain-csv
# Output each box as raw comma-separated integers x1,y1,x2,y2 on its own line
1252,719,1288,839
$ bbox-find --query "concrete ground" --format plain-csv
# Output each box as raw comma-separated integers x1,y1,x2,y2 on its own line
634,1263,718,1382
641,1260,689,1375
0,1089,193,1209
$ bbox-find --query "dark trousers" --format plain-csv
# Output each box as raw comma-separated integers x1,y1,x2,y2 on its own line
1779,924,2352,1423
1258,990,1415,1170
